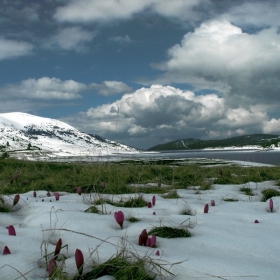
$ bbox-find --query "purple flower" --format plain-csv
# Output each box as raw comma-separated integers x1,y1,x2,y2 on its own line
13,194,20,206
254,220,259,223
114,211,124,229
48,259,57,277
211,199,215,206
152,195,156,206
153,212,156,215
47,191,51,197
150,235,156,248
155,250,160,256
75,249,84,275
54,238,62,260
77,186,82,195
269,198,274,212
3,246,11,255
204,203,209,213
139,229,148,246
54,192,60,201
33,191,37,198
7,225,16,236
147,202,152,208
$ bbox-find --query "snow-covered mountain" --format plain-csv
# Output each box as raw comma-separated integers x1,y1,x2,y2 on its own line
0,112,139,160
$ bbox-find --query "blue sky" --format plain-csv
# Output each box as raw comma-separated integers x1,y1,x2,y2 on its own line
1,0,280,149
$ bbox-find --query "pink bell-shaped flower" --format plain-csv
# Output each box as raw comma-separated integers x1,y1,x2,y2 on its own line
150,235,156,248
147,202,152,208
54,192,60,201
3,246,11,255
114,211,124,229
13,194,20,206
139,229,148,246
77,186,82,195
204,203,209,213
48,259,57,277
269,198,274,212
7,225,16,236
54,238,62,260
75,249,84,275
152,195,156,206
211,199,215,206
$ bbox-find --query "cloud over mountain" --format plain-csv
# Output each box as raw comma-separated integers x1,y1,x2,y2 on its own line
62,85,276,149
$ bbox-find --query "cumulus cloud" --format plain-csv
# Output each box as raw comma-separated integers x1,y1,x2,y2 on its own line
90,81,133,96
62,85,276,149
1,77,87,100
54,0,204,23
0,38,33,60
152,20,280,108
44,27,96,52
263,119,280,134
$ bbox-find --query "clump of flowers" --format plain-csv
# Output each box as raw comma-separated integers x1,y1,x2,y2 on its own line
138,229,157,247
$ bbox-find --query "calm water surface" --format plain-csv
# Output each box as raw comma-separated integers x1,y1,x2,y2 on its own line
115,149,280,165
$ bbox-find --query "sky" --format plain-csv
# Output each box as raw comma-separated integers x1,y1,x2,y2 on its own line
1,161,280,279
1,0,280,149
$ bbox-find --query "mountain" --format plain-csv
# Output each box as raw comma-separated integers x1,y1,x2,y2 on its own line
0,112,138,160
147,134,280,151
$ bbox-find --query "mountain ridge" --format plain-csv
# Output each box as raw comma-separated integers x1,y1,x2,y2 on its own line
147,134,280,151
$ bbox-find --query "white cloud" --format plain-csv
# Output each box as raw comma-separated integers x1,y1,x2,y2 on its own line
0,38,33,60
54,0,204,23
220,1,280,28
1,77,87,100
108,35,132,44
45,27,96,52
263,119,280,134
90,81,133,96
62,85,276,149
152,20,280,106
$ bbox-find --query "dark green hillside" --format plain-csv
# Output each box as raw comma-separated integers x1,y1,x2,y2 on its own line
147,134,280,151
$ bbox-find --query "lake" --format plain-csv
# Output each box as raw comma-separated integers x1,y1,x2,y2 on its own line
47,149,280,165
111,149,280,165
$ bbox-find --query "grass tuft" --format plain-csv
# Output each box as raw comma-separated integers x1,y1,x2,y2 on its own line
148,226,191,238
222,198,238,202
161,190,180,199
240,187,254,196
261,188,280,202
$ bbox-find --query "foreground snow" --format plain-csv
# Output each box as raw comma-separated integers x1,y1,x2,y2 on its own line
1,178,280,279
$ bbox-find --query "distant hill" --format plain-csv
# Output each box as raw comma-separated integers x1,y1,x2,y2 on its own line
147,134,280,151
